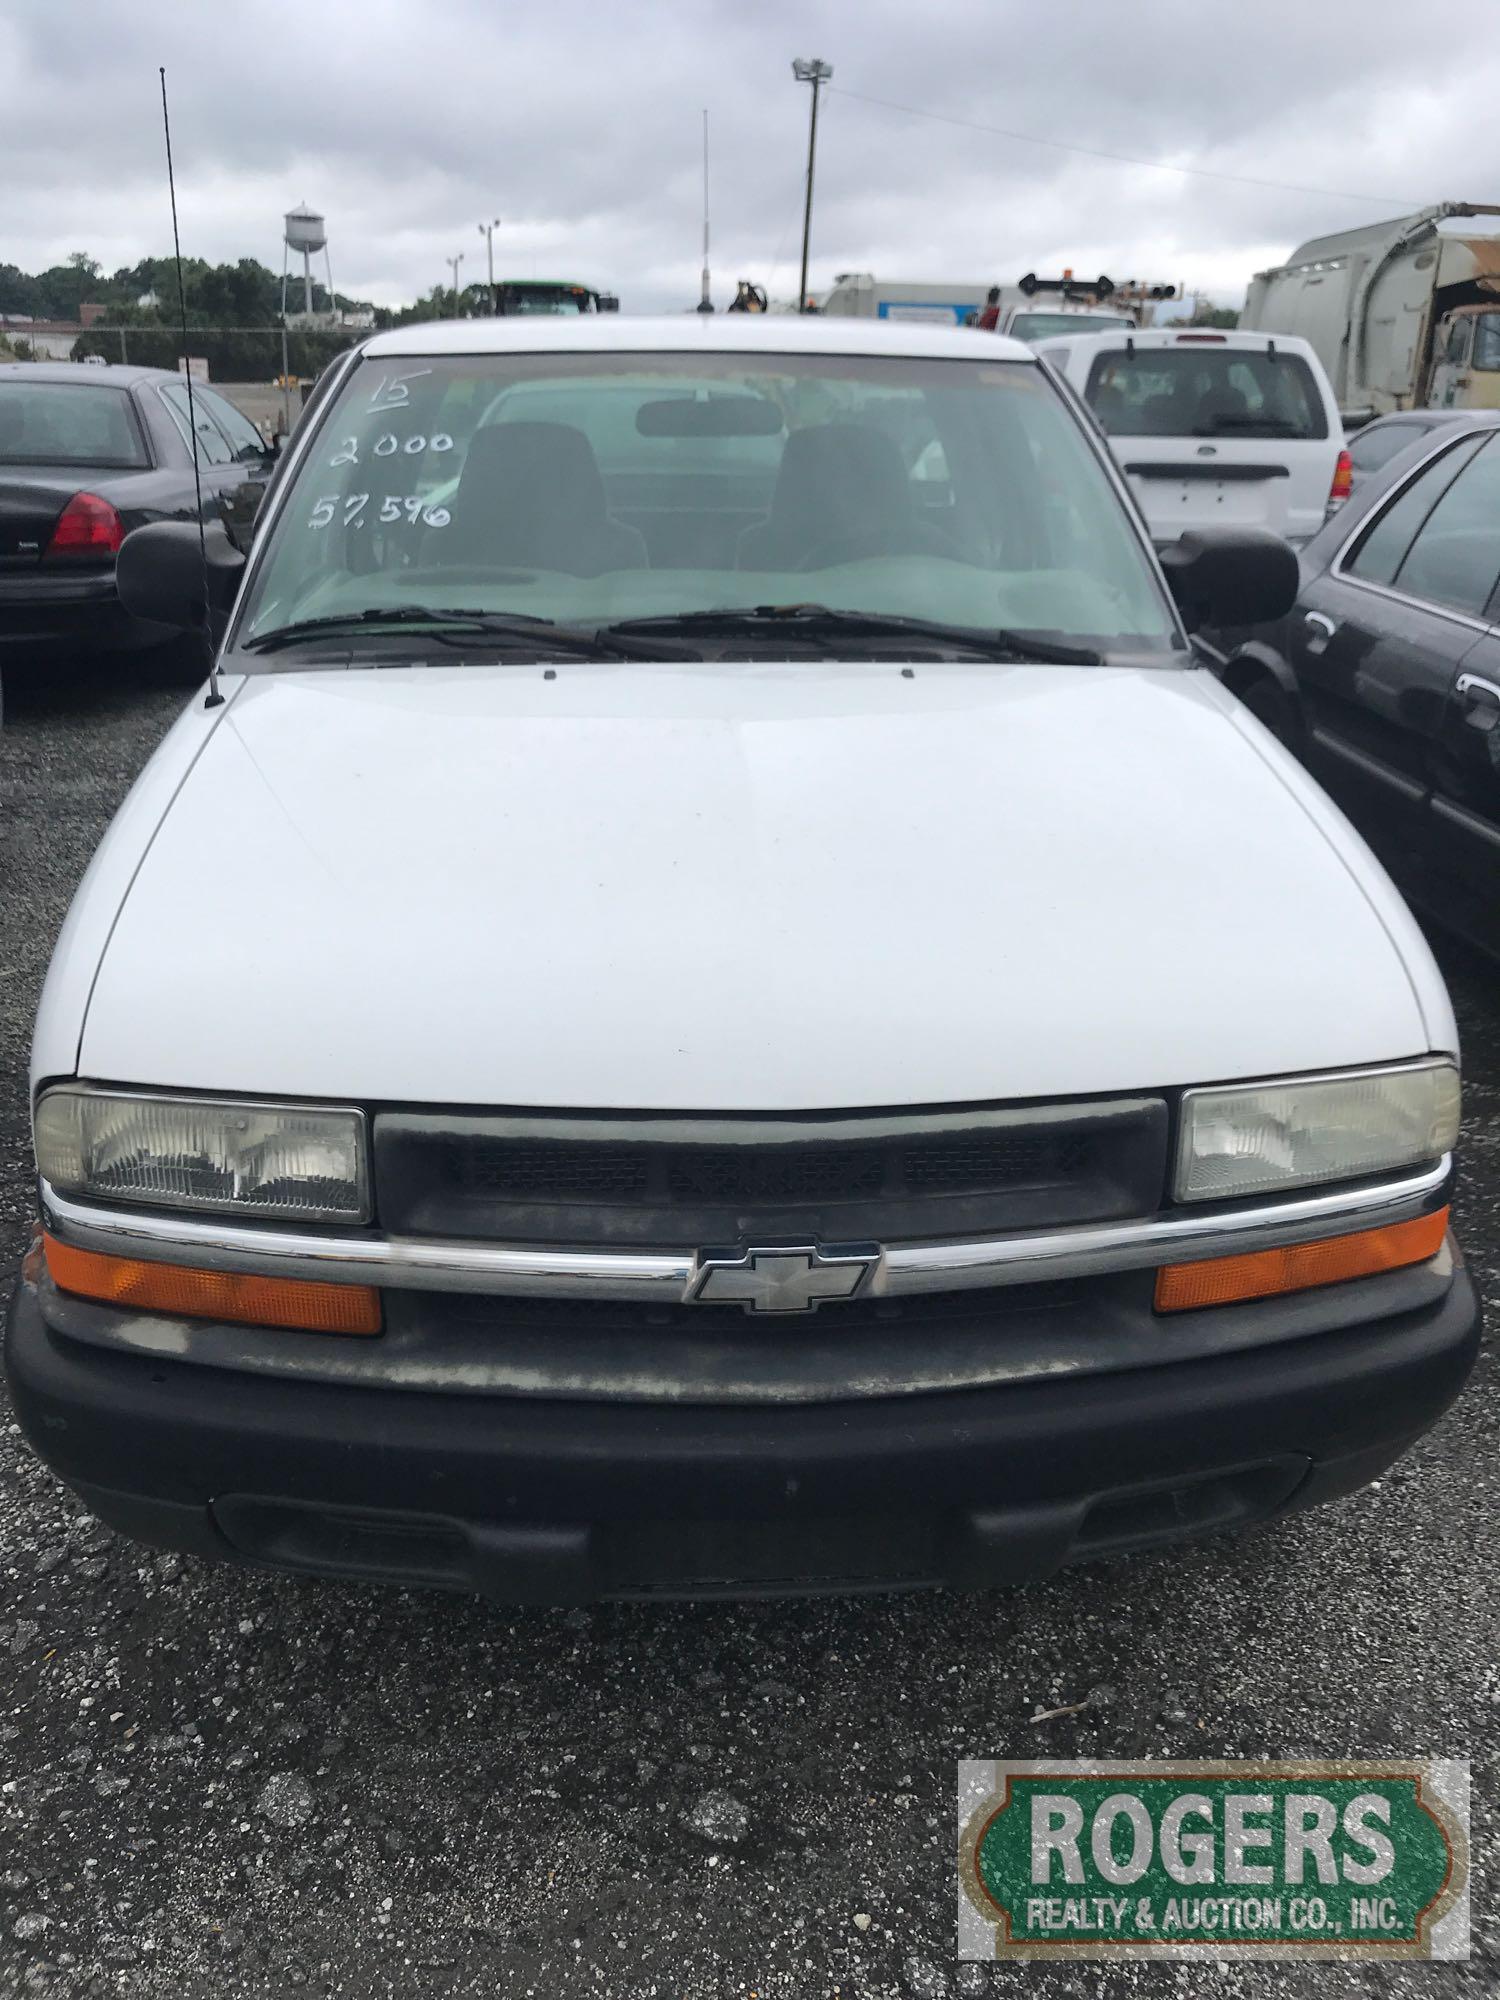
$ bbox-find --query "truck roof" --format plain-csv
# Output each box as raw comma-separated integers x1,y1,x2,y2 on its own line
363,314,1035,363
1260,202,1500,273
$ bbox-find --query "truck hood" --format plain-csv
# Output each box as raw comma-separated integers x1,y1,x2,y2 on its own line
75,661,1439,1109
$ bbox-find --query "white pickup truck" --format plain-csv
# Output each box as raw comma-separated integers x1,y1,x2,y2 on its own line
5,315,1475,1603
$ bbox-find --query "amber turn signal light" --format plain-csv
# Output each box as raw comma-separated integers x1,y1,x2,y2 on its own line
43,1235,381,1335
1154,1208,1448,1313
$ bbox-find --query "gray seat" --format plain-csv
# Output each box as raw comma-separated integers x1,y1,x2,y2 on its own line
1192,385,1250,432
441,421,647,574
738,422,952,570
1089,385,1130,433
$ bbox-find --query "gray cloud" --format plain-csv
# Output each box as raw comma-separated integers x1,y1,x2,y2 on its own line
3,0,1498,313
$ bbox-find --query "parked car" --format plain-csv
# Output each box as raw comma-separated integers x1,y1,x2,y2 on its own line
1035,327,1347,546
0,362,275,663
1343,407,1479,491
1203,410,1500,959
5,316,1475,1604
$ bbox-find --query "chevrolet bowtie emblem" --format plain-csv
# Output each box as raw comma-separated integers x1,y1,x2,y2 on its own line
689,1244,880,1314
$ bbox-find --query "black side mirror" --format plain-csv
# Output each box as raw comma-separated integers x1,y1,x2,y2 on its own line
1158,527,1300,632
116,519,247,633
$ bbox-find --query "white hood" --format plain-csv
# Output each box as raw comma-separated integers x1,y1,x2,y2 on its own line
70,660,1446,1109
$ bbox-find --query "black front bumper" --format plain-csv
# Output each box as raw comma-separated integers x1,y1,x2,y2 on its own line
3,1256,1481,1601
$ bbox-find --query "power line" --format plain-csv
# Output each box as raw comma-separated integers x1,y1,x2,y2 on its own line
828,82,1423,209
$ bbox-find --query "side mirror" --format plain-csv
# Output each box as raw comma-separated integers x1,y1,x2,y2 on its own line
116,520,247,633
1157,527,1300,632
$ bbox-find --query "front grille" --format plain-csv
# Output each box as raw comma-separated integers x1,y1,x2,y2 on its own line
374,1098,1168,1247
459,1142,650,1201
901,1132,1089,1191
666,1144,886,1203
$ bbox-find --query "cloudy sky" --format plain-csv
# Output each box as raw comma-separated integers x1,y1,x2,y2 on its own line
3,0,1497,314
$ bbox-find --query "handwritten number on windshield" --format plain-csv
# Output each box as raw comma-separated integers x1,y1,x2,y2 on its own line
309,494,449,530
332,432,451,468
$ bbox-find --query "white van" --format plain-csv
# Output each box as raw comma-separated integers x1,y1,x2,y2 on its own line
1035,328,1348,545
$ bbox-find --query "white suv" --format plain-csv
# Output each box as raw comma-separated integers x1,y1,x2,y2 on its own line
5,316,1474,1604
1035,327,1348,546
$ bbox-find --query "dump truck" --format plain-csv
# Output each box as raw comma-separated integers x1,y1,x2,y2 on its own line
1241,203,1500,421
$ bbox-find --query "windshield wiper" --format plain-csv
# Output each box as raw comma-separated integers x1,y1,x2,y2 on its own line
601,605,1103,665
239,608,663,660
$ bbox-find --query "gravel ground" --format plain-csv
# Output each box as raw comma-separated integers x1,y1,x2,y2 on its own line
0,661,1494,1999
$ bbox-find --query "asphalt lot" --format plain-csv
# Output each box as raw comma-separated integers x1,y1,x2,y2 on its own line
0,656,1495,2000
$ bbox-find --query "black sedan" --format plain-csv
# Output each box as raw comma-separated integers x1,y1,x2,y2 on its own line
1203,410,1500,956
0,362,275,664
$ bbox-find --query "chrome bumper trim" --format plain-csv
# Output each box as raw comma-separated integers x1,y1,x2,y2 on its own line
39,1159,1452,1303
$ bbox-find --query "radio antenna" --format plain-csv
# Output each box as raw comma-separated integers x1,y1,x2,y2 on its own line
159,66,222,709
696,109,714,313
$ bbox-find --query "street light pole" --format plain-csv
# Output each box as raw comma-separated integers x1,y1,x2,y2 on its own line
478,218,500,315
792,57,832,314
446,252,464,315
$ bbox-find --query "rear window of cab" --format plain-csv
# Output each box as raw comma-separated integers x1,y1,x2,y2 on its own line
1084,348,1328,442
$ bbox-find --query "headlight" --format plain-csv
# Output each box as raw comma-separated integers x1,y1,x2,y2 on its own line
1174,1060,1459,1203
34,1088,370,1223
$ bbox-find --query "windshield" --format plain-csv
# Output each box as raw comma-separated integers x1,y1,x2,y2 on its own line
234,349,1176,659
1008,312,1134,343
1084,347,1328,440
1473,313,1500,373
0,381,148,468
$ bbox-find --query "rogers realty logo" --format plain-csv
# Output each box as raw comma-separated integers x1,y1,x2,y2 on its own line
958,1760,1469,1963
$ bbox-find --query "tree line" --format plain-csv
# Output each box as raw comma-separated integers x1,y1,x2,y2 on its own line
0,251,406,378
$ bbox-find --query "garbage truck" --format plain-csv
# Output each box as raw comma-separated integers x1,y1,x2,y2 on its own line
1240,203,1500,421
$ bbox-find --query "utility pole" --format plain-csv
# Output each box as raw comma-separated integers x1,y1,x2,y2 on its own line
478,218,500,315
446,252,464,314
792,57,832,314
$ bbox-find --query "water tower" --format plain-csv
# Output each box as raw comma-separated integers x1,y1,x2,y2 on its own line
282,204,335,321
